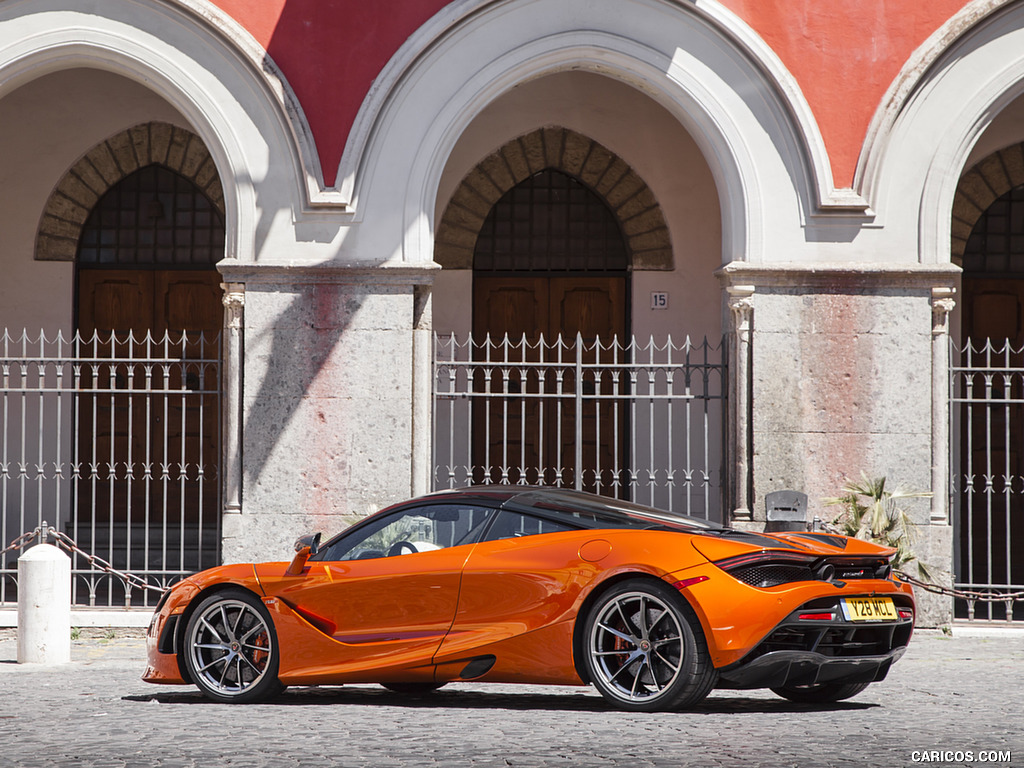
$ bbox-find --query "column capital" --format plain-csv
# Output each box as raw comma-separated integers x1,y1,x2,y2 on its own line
930,287,956,336
726,284,755,306
727,285,754,339
221,282,245,330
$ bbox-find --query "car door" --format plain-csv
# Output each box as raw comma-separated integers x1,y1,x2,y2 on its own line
434,509,589,665
271,503,494,675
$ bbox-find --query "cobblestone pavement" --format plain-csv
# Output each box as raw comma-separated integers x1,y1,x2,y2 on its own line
0,627,1021,768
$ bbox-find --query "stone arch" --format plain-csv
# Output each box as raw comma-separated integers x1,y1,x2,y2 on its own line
35,122,224,262
856,1,1024,265
435,127,672,270
951,142,1024,261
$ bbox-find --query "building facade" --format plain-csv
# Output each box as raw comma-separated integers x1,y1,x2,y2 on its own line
2,0,1023,625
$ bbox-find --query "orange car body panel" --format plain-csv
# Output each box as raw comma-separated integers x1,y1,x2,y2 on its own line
254,546,472,684
261,596,440,684
142,564,261,685
668,560,914,667
143,522,915,688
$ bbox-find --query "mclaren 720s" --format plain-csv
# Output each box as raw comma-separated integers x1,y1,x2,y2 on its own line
143,486,914,711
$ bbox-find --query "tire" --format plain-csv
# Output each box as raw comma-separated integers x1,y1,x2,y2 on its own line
380,682,446,694
582,578,717,712
183,589,284,704
771,682,871,703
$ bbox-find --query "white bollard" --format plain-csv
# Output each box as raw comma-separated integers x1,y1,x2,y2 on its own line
17,542,71,664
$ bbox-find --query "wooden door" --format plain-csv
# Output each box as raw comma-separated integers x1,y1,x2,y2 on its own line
76,269,222,527
472,276,626,492
550,278,626,491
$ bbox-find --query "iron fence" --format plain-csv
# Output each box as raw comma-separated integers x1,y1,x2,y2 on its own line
0,328,221,607
433,333,726,521
950,337,1024,622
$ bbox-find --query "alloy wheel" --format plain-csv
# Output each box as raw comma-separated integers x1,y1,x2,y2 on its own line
187,597,275,698
588,589,686,703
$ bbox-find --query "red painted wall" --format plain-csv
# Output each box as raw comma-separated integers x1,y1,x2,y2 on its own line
724,0,970,187
212,0,449,187
212,0,970,189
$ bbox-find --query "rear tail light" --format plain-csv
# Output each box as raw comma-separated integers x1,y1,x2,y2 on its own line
798,612,835,621
898,608,914,620
713,551,895,588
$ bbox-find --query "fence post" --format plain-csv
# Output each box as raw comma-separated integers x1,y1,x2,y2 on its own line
17,540,71,664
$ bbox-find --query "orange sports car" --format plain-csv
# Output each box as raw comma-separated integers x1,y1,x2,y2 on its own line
143,486,915,711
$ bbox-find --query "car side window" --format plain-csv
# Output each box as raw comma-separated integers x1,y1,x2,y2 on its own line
480,509,576,542
318,504,494,561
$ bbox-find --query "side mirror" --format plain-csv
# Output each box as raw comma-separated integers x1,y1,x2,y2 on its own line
294,532,322,555
286,532,322,576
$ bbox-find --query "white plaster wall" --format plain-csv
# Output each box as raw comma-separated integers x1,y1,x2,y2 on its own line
948,90,1024,343
962,91,1024,169
0,68,191,545
0,69,189,332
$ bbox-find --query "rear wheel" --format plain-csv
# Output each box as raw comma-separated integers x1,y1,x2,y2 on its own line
771,682,871,703
183,589,284,703
583,578,716,712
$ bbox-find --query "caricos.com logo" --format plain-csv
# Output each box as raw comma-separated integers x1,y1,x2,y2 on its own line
910,751,1012,763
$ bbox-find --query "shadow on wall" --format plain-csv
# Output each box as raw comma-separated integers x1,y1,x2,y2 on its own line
240,283,357,514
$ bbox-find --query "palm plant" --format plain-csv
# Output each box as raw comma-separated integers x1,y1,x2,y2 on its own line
825,474,932,580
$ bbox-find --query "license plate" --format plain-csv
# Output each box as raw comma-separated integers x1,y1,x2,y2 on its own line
841,597,898,622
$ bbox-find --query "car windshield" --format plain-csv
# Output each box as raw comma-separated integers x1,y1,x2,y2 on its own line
511,489,726,532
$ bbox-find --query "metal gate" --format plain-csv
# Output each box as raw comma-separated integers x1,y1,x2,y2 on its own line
951,338,1024,621
0,329,221,607
433,333,726,521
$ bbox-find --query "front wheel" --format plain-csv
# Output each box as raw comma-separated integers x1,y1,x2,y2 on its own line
771,682,871,703
183,589,284,703
583,578,717,712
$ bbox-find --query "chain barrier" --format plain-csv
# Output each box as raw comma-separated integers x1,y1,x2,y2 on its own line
1,527,1020,608
896,571,1024,603
0,529,39,559
813,518,1021,610
46,528,165,594
2,525,165,595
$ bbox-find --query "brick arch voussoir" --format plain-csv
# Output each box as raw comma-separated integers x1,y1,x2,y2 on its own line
952,142,1024,262
35,122,224,262
435,127,672,270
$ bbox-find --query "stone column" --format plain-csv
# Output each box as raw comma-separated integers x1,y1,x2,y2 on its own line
411,285,433,497
930,287,955,524
215,262,437,562
727,285,755,523
220,282,245,556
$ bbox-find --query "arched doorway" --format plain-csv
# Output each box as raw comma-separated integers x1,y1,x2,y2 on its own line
433,126,725,516
49,124,226,602
472,168,629,493
952,149,1024,620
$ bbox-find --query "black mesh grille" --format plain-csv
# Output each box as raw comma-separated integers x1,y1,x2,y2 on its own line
755,622,912,659
474,169,628,272
731,564,815,588
78,164,225,268
722,556,891,588
963,184,1024,276
157,614,179,655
